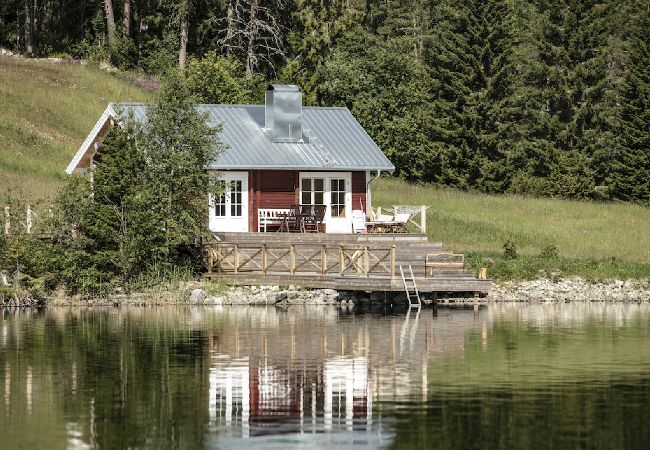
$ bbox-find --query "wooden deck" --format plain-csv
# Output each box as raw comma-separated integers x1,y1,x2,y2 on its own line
204,232,492,295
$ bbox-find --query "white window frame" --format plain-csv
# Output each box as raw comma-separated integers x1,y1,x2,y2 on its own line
299,172,352,233
208,171,249,232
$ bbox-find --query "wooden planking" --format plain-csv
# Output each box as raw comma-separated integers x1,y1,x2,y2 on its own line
204,230,493,295
206,272,492,293
212,232,432,244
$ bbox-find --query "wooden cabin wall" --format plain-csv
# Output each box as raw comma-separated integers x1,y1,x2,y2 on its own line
248,170,367,232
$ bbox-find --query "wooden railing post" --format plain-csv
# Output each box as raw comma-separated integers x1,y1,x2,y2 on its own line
260,243,267,274
390,245,396,278
234,244,239,274
4,206,9,236
290,244,296,275
26,205,32,234
207,246,214,273
420,205,427,234
321,245,327,276
363,246,369,277
339,245,344,276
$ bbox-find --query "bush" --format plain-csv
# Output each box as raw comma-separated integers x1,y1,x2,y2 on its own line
539,244,559,259
503,239,518,259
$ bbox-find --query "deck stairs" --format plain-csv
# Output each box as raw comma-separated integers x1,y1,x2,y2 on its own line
400,264,421,308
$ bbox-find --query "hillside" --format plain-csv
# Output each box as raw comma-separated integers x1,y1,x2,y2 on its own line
373,178,650,280
0,58,648,280
0,55,149,201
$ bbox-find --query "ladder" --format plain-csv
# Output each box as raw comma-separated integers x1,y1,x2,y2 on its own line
399,264,421,308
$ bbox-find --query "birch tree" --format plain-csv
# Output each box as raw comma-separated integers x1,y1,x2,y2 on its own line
218,0,285,76
104,0,116,45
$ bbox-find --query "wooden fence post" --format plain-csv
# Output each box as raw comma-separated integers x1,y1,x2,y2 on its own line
479,268,487,280
262,244,268,275
363,246,370,277
390,245,396,278
234,244,239,274
321,245,327,276
26,205,32,234
4,206,9,236
207,245,214,273
420,205,427,234
290,244,296,275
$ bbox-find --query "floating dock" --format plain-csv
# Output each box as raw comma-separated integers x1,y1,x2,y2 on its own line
204,232,492,296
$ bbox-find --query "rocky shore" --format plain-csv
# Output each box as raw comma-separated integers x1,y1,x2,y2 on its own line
490,278,650,303
3,277,649,307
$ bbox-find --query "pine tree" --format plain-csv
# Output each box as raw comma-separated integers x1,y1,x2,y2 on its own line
610,10,650,202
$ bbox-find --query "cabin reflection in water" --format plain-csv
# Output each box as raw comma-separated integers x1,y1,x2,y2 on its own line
208,352,374,438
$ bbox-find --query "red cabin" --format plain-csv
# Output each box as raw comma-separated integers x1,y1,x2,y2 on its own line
67,84,395,234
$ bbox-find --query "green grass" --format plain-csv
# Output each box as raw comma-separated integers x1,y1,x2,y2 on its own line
1,57,647,281
0,55,149,201
373,178,650,280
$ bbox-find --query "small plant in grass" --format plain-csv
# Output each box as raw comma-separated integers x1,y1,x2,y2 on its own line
539,244,559,259
503,239,518,259
206,280,230,296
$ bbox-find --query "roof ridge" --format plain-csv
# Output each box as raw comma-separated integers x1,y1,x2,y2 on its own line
111,102,349,110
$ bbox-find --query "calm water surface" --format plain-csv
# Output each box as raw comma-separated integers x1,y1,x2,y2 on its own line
2,303,650,449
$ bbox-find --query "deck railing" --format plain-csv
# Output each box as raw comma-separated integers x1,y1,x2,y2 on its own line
206,243,397,278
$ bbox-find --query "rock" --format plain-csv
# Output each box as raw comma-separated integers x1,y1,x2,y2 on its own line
275,292,288,302
287,291,299,300
205,296,224,305
288,285,297,291
321,289,338,296
189,289,206,304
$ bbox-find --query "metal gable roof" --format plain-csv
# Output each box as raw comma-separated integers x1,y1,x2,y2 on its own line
113,103,395,171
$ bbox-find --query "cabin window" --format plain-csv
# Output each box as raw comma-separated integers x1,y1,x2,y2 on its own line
301,178,324,205
214,180,227,217
230,180,243,217
214,180,243,217
330,178,347,217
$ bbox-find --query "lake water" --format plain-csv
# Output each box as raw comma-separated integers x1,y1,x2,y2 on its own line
2,303,650,449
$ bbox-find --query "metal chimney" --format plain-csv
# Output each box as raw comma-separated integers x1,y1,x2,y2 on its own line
264,84,302,143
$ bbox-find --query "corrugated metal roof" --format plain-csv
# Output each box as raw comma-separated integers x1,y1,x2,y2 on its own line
113,103,395,171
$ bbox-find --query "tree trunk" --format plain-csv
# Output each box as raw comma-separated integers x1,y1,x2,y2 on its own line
104,0,116,45
178,2,189,69
224,0,236,56
123,0,131,37
245,0,259,76
24,0,33,55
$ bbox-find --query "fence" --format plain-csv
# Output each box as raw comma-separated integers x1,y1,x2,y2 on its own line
3,205,53,236
206,243,397,278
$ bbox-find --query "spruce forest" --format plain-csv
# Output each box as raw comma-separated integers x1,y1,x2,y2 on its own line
1,0,649,203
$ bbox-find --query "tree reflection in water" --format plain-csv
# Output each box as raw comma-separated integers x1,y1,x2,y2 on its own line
1,303,650,449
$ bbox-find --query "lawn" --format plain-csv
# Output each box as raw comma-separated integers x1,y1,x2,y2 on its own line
0,55,149,201
373,178,650,280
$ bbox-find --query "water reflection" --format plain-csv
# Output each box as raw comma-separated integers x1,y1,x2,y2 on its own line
1,303,650,449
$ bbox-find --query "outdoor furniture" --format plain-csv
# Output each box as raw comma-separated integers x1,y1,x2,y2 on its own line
298,204,326,233
425,253,465,277
352,210,367,233
258,208,291,232
277,204,326,233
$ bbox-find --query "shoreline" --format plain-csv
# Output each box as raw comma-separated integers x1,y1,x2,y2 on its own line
2,277,646,307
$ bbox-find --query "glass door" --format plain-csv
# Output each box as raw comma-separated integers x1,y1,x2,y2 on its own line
299,173,352,233
209,172,248,232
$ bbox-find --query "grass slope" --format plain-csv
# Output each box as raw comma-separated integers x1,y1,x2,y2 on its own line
374,178,650,280
0,57,647,280
0,55,149,201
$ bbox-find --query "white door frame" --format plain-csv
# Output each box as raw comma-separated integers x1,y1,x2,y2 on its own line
209,171,249,232
299,172,352,233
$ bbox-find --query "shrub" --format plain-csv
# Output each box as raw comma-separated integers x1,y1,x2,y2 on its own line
539,244,559,259
503,239,518,259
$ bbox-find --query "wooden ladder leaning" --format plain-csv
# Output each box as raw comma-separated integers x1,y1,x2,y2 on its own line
399,264,421,308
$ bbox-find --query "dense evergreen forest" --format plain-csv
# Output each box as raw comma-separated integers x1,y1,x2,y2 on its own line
1,1,649,202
